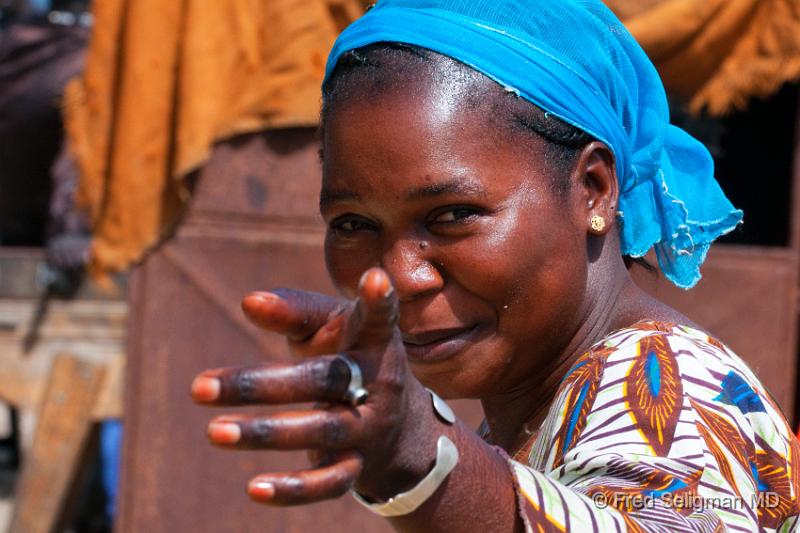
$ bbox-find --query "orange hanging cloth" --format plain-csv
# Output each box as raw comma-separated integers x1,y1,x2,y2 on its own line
68,0,800,276
605,0,800,116
64,0,370,276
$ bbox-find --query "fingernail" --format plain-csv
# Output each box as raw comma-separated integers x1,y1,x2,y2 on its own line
208,421,241,444
250,292,281,303
358,269,391,297
371,270,391,297
191,376,220,402
249,480,275,500
382,281,394,300
358,270,371,291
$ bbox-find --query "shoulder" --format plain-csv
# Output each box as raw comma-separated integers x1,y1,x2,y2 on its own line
531,320,794,468
561,320,787,434
527,321,800,523
564,320,766,396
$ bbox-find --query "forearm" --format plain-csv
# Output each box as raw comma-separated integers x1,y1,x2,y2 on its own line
390,420,521,533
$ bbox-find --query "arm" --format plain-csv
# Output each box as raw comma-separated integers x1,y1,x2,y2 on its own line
191,272,781,532
191,267,521,532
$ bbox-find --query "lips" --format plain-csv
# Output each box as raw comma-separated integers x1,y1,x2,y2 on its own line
401,325,479,363
401,327,471,345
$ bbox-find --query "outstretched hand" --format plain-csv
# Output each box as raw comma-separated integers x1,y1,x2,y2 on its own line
190,268,432,505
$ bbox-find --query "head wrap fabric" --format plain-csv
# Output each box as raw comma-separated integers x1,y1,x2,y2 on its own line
324,0,743,289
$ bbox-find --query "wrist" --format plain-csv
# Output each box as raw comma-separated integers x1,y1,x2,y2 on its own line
352,435,459,517
355,381,451,500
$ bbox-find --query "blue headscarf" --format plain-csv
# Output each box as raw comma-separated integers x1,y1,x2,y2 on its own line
324,0,743,289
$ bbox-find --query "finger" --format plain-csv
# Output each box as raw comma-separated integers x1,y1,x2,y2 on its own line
286,311,347,357
206,407,365,450
241,289,349,342
190,356,352,405
247,451,363,505
345,268,399,349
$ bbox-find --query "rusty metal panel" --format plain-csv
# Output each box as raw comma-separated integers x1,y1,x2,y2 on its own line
633,246,798,420
118,129,481,533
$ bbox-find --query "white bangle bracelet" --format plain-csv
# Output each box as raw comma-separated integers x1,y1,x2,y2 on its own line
352,389,459,517
352,435,459,517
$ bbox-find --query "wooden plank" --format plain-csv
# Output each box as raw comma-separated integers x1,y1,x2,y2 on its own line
0,248,126,300
0,298,126,410
9,354,106,533
91,354,125,420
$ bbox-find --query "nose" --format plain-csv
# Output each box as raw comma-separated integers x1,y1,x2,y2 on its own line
381,240,444,302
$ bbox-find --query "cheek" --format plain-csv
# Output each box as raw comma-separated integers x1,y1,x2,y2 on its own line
491,220,588,381
442,208,580,307
447,209,587,353
324,236,377,298
491,212,587,324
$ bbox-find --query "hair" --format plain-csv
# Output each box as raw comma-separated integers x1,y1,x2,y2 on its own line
320,43,654,272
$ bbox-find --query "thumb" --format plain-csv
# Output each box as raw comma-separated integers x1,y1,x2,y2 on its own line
344,268,399,350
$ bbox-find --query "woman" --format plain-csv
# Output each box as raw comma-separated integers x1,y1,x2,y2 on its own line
191,0,800,530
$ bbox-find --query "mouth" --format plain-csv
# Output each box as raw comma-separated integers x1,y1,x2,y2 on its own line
401,325,480,363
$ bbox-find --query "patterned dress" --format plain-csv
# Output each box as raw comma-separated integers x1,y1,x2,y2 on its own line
505,321,800,532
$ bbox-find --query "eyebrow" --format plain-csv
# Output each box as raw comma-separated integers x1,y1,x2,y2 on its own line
402,179,486,201
319,178,486,212
319,188,360,212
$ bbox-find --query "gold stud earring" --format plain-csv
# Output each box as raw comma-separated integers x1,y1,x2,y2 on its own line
590,215,606,232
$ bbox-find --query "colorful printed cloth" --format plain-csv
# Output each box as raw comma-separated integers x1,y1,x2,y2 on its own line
508,321,800,532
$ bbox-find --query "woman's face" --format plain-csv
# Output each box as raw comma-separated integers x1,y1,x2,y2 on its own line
321,76,592,399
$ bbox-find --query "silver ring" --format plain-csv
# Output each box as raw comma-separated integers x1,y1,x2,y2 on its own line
337,354,368,406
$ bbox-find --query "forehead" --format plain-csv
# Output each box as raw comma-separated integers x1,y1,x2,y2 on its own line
321,69,553,206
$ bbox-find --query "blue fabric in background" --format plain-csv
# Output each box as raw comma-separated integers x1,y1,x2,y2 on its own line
100,421,122,519
324,0,743,288
26,0,51,13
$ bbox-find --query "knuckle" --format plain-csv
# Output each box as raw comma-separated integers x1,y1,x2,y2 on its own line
226,368,257,403
281,477,307,501
308,360,330,390
379,369,406,395
309,358,347,399
365,303,393,326
246,419,273,445
320,414,349,447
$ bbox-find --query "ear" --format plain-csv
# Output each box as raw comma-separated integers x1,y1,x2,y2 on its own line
572,142,618,236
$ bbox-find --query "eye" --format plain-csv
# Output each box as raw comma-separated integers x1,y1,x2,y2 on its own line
330,215,377,234
431,206,481,224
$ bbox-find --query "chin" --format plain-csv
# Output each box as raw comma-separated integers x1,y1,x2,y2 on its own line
410,355,504,400
405,328,515,398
